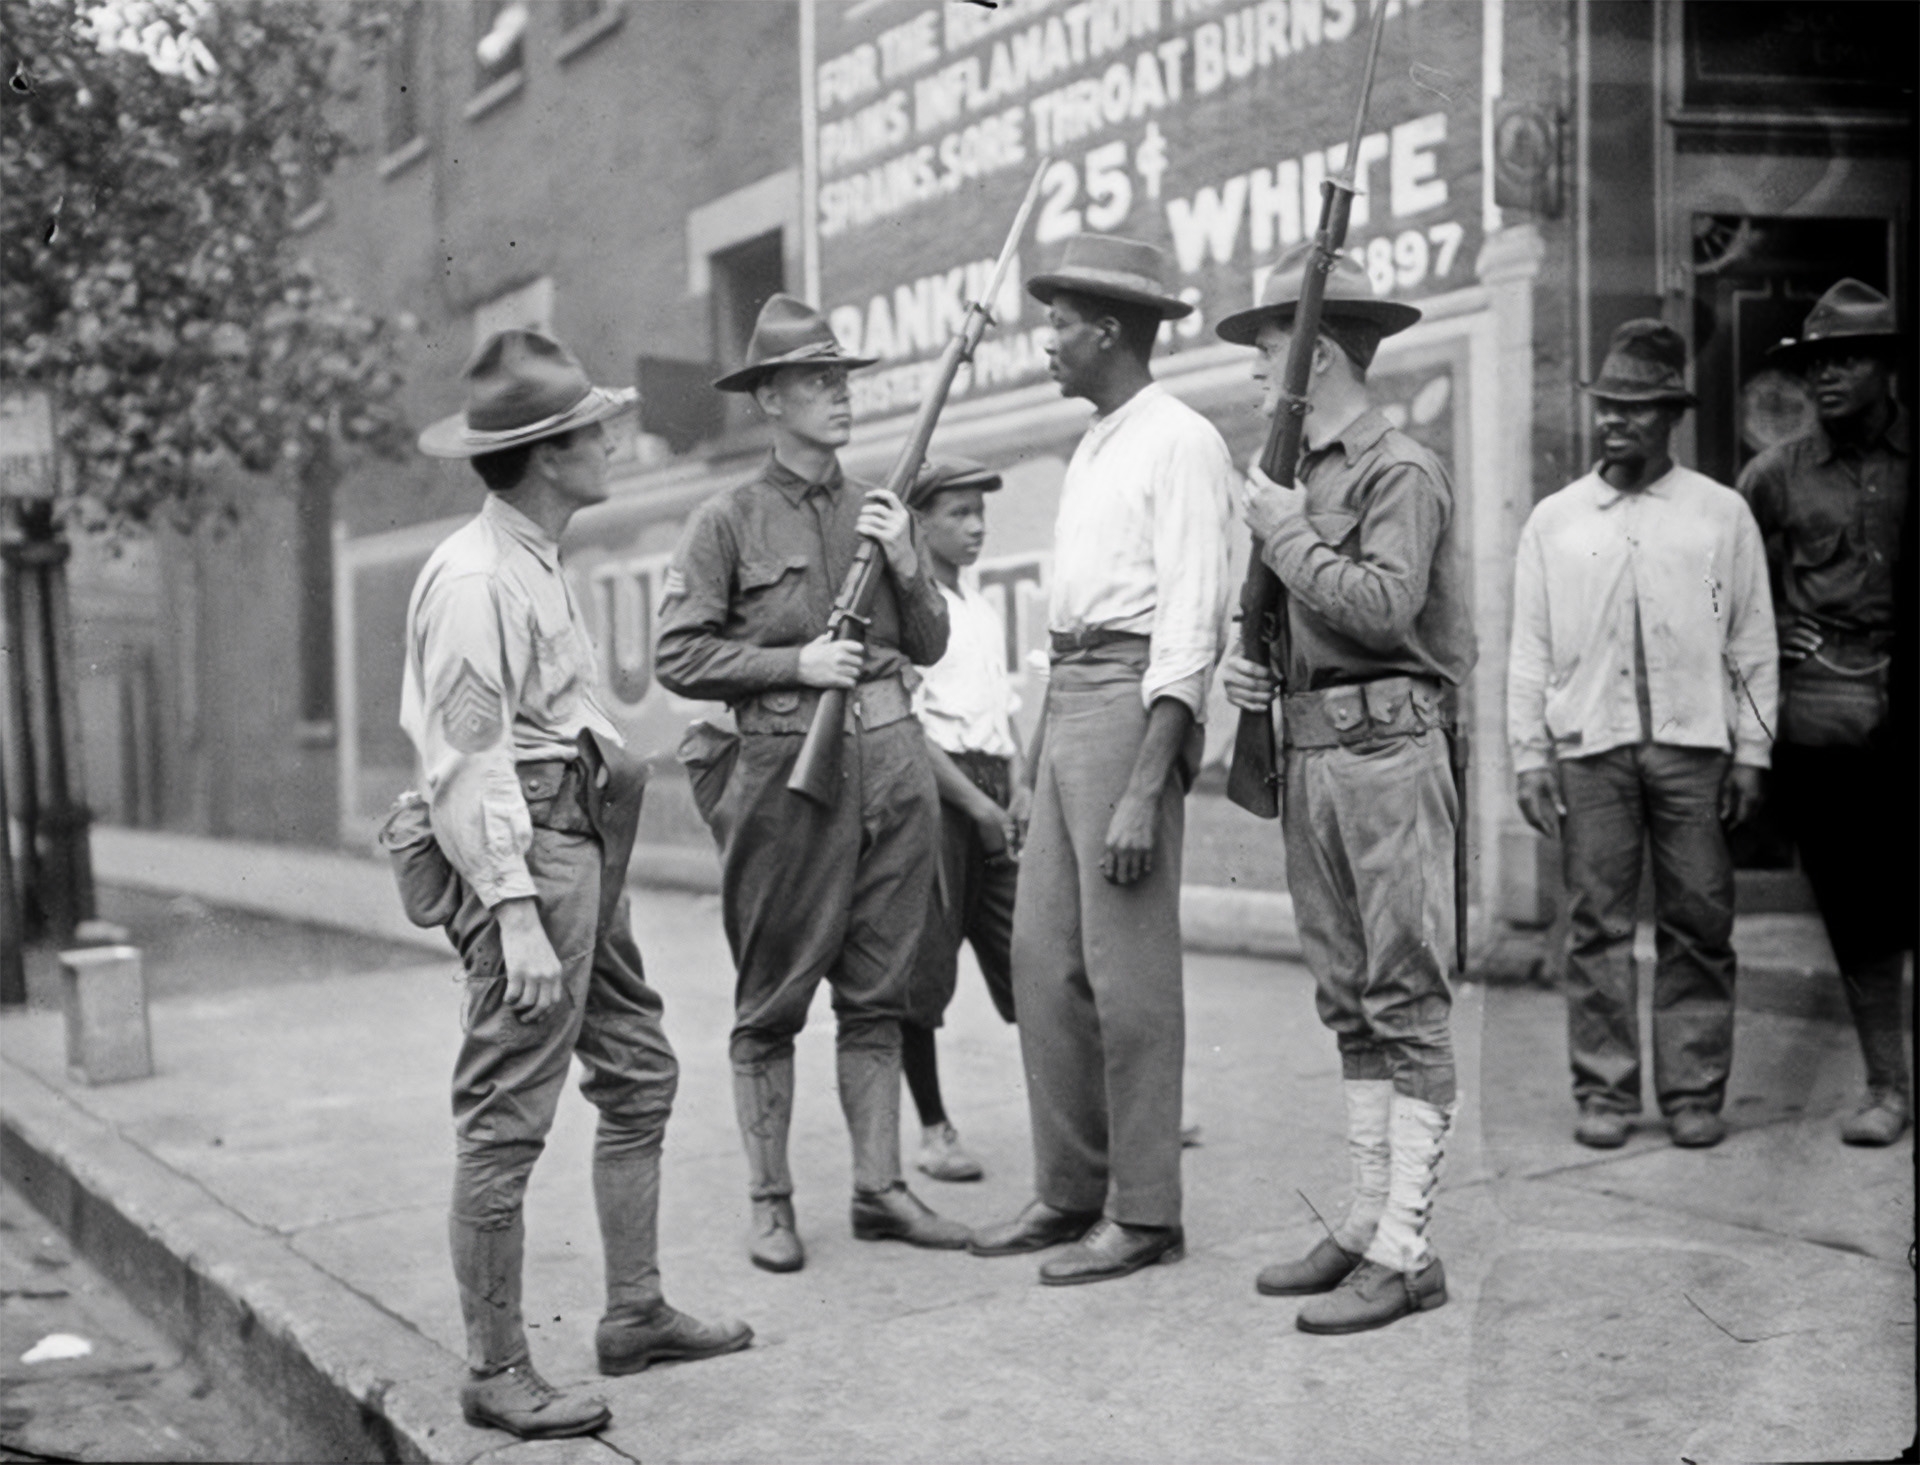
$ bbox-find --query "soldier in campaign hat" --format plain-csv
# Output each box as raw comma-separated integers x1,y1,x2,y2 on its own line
1739,280,1914,1145
1509,319,1775,1161
397,330,750,1440
1220,244,1477,1334
970,235,1236,1285
656,294,970,1272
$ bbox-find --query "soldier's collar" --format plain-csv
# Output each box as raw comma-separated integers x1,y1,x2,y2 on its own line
1811,404,1910,464
482,493,562,569
763,450,844,505
1309,407,1392,463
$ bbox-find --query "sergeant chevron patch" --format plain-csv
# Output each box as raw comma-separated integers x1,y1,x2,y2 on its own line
441,658,504,753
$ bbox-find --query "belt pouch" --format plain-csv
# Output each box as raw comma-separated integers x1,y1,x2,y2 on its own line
677,719,742,831
378,791,462,928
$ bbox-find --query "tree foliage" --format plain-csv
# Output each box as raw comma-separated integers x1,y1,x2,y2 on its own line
1,0,409,530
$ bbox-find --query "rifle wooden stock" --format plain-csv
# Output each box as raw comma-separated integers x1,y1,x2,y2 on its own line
787,159,1050,805
1451,722,1470,978
1224,1,1387,818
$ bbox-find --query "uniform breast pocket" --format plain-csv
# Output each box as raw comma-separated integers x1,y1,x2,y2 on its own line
1788,523,1846,571
1307,508,1361,556
736,553,815,638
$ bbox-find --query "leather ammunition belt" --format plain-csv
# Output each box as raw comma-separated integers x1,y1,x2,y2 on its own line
1050,627,1150,659
514,758,595,834
1282,675,1452,751
734,674,913,736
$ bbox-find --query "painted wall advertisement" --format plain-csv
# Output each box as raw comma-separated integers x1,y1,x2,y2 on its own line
811,0,1483,420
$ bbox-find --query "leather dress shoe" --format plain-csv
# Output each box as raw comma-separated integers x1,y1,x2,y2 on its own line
1574,1105,1630,1149
1669,1106,1726,1148
596,1304,753,1376
967,1199,1100,1257
1841,1087,1910,1146
850,1183,971,1248
1038,1218,1184,1286
1256,1236,1361,1296
460,1363,609,1439
1295,1257,1447,1335
749,1197,804,1273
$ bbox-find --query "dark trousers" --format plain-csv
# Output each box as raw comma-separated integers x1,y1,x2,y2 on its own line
907,751,1018,1028
1559,744,1736,1116
1013,655,1186,1228
1773,741,1916,971
717,718,940,1065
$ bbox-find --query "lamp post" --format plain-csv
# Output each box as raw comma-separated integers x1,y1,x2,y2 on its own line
1,390,95,963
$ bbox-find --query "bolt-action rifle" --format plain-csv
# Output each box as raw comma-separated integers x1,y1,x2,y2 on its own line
787,157,1051,806
1224,0,1389,821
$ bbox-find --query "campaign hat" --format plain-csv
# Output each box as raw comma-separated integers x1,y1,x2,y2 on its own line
1767,279,1902,369
419,329,638,459
1582,319,1697,407
905,455,1004,512
713,293,879,393
1026,234,1192,320
1215,243,1422,346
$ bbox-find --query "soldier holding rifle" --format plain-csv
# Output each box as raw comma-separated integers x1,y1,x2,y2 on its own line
655,294,966,1273
1219,245,1475,1334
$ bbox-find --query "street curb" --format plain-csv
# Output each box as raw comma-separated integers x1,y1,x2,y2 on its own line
0,1052,513,1465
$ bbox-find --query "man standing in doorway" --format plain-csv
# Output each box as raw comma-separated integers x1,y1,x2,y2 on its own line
1508,320,1776,1152
1739,280,1913,1145
970,235,1234,1285
1219,247,1475,1335
656,295,968,1274
401,330,750,1441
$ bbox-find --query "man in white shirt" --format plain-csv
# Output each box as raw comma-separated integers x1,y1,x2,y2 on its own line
1507,320,1776,1151
970,235,1234,1284
398,331,748,1440
901,458,1025,1184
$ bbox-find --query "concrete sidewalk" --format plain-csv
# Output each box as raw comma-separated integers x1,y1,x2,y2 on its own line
2,833,1912,1463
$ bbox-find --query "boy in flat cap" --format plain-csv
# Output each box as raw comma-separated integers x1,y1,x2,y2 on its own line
397,330,748,1441
655,294,968,1273
970,235,1234,1285
900,457,1025,1183
1739,280,1913,1146
1510,320,1775,1153
1219,245,1475,1334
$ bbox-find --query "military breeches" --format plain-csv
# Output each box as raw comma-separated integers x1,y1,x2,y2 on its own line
1284,732,1457,1107
719,719,940,1065
1013,659,1187,1228
446,814,679,1231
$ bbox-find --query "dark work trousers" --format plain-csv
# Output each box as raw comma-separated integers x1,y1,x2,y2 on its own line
906,750,1019,1029
1284,731,1458,1107
1558,744,1737,1116
446,766,679,1232
718,717,940,1066
1013,650,1188,1229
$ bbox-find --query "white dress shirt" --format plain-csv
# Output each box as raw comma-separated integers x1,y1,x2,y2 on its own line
1048,381,1236,713
1507,463,1777,775
913,573,1019,758
400,494,623,908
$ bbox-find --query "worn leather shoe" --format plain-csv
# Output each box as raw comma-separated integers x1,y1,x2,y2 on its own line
749,1197,804,1273
1256,1236,1361,1296
916,1121,985,1182
1669,1106,1726,1148
967,1199,1100,1257
1575,1104,1631,1149
1038,1218,1184,1286
1296,1257,1447,1335
850,1183,971,1249
1841,1088,1911,1146
596,1305,753,1376
460,1363,609,1439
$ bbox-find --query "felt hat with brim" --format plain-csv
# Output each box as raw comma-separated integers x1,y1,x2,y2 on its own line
905,455,1004,511
1215,244,1422,346
1026,234,1192,320
713,293,878,393
1767,279,1903,369
419,329,638,459
1583,318,1696,406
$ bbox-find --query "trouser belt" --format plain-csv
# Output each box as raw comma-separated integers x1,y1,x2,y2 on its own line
1050,628,1150,659
1283,675,1452,751
734,674,913,735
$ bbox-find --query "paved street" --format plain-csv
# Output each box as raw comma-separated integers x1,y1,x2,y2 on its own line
1,856,1911,1464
